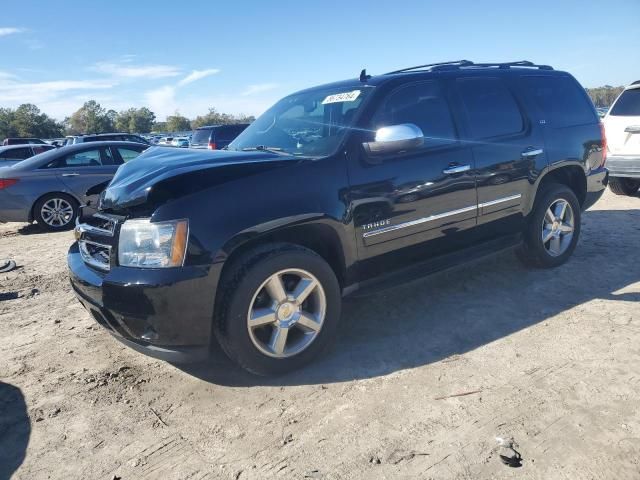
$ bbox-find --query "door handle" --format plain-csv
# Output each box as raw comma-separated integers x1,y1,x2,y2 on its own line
443,164,471,174
521,148,544,158
624,126,640,134
61,173,80,177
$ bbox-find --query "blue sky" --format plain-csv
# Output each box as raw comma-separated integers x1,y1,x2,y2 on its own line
1,0,638,121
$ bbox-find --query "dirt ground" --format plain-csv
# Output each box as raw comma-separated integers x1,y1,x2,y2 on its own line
1,189,639,480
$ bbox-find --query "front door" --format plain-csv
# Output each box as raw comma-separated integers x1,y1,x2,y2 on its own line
347,79,478,268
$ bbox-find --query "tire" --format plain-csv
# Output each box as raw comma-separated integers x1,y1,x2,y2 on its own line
608,177,640,196
213,243,342,376
34,193,79,231
517,184,581,268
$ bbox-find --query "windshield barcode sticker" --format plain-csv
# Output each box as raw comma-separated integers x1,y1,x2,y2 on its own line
322,90,361,105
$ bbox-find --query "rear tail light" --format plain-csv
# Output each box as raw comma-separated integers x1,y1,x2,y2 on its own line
600,123,607,166
208,142,217,150
0,179,18,189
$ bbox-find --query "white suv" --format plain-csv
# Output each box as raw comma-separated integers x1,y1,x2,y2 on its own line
603,81,640,196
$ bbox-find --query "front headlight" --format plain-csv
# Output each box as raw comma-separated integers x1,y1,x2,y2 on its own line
118,219,188,268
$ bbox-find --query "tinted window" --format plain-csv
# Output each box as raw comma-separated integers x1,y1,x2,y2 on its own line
215,125,248,142
117,147,144,163
32,145,55,155
610,89,640,116
373,81,457,146
522,75,596,127
47,148,103,168
457,77,523,138
0,147,32,160
192,128,213,144
125,135,149,144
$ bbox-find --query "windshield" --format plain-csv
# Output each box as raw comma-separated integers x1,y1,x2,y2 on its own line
229,86,372,157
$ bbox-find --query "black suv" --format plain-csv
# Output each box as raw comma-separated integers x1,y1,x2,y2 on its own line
190,124,249,150
69,60,607,375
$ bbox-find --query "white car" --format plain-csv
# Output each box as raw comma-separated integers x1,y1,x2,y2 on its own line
603,81,640,196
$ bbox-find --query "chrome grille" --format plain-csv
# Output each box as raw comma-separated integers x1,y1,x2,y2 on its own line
78,239,112,271
75,212,124,271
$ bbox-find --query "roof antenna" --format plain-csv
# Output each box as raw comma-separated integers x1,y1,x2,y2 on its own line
359,69,371,83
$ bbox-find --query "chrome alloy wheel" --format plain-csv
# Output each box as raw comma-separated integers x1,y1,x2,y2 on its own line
542,199,575,257
41,198,74,227
247,268,326,358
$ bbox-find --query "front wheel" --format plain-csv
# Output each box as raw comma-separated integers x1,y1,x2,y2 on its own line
34,193,79,231
517,184,581,268
608,177,640,196
214,243,341,376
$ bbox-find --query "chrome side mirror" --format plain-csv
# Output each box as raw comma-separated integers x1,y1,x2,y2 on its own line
363,123,424,157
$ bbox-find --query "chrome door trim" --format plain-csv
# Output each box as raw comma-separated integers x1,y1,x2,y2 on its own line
362,194,522,238
478,193,522,209
521,149,544,158
362,205,477,238
443,164,471,174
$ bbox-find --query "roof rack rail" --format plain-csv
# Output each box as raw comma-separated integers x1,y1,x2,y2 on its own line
385,60,473,75
385,60,553,75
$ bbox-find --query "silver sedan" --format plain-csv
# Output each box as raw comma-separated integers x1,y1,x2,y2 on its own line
0,141,147,231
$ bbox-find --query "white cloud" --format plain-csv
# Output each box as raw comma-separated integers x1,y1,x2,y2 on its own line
0,27,23,37
0,76,116,106
178,69,220,86
144,86,178,118
92,61,181,79
242,83,279,96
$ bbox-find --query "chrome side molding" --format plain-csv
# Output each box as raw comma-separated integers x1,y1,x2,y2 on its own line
363,205,477,238
362,194,522,238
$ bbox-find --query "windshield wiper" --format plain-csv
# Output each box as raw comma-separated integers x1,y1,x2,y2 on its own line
241,146,293,156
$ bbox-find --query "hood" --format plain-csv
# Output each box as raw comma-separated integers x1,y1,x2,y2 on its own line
99,146,297,212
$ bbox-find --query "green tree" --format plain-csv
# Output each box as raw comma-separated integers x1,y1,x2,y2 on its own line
166,112,191,132
585,86,625,108
0,104,64,139
66,100,115,134
130,107,155,133
191,107,255,129
151,121,167,132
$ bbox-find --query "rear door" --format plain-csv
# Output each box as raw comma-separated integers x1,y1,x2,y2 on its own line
604,87,640,156
453,76,546,227
54,147,119,204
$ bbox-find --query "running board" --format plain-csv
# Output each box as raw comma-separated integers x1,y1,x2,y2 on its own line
344,233,522,298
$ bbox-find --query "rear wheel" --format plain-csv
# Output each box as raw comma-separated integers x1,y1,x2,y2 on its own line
214,243,341,376
34,193,78,231
608,177,640,196
517,184,581,268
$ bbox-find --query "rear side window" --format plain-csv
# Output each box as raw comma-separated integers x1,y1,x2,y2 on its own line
192,129,213,144
214,125,247,143
32,145,54,155
457,77,524,139
373,81,458,147
0,147,32,160
610,89,640,116
117,147,144,163
522,76,596,127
